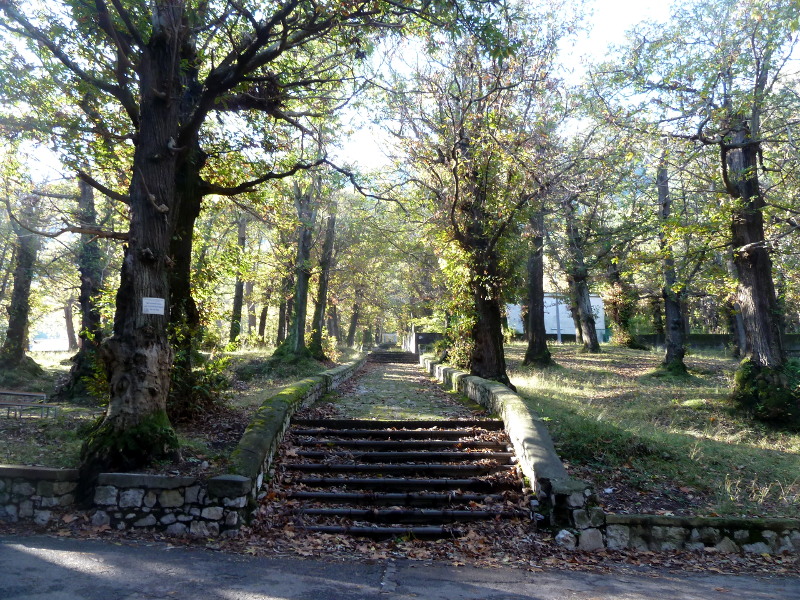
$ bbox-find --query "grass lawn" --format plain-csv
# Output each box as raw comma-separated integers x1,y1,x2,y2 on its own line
0,347,360,471
506,342,800,518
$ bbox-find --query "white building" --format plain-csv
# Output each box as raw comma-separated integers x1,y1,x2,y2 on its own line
506,294,607,342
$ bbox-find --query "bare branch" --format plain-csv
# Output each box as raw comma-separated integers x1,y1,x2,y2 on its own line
77,171,130,204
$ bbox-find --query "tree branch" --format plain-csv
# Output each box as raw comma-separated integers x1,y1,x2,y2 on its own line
77,171,130,204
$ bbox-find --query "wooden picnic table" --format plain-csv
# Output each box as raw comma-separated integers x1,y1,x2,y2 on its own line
0,389,58,418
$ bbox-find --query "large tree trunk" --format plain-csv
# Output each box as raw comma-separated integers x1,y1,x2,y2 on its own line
724,116,795,422
0,197,41,371
168,144,205,377
229,215,248,344
328,303,341,343
55,180,105,402
246,280,256,334
65,300,78,351
276,181,317,357
258,288,272,343
81,6,184,487
468,252,514,388
346,297,361,348
522,209,551,367
563,196,600,352
309,211,336,360
657,164,687,375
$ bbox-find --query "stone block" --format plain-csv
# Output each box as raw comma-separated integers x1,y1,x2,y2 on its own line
33,510,52,526
160,513,177,525
223,496,247,508
578,528,604,551
36,481,54,497
697,527,721,545
790,531,800,551
158,489,184,508
91,511,110,526
742,542,771,554
685,542,705,551
53,481,77,495
762,530,778,549
39,496,60,508
190,520,211,537
119,489,145,508
177,515,192,522
776,535,794,555
588,508,605,528
201,506,224,520
12,482,35,496
143,491,157,508
19,500,33,518
185,486,201,504
190,507,201,516
224,511,239,527
0,493,8,504
606,524,630,550
715,537,739,553
124,513,136,520
0,479,6,492
207,475,251,499
58,494,75,507
555,529,576,550
572,509,589,529
99,473,195,489
94,486,118,505
133,514,157,528
734,529,750,542
3,504,18,522
166,523,188,536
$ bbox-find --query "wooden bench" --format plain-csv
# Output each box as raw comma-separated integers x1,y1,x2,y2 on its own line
0,390,58,418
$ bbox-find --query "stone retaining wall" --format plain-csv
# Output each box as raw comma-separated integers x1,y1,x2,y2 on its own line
419,356,800,555
0,355,368,537
0,466,78,525
92,473,251,537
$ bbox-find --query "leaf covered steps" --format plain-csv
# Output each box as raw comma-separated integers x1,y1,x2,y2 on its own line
273,418,529,539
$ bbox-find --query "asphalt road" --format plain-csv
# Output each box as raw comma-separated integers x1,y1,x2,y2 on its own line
1,535,798,600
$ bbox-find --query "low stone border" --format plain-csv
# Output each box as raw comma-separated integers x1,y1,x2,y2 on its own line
0,466,78,525
229,354,368,501
0,354,368,537
419,356,800,555
419,357,596,531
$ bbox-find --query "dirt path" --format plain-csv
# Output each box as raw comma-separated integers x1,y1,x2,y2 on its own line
308,359,487,421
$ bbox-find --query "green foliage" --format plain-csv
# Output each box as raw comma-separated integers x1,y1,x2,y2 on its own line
731,359,800,428
306,328,339,362
167,353,232,423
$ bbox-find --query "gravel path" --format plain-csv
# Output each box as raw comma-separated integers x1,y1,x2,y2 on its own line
315,360,487,421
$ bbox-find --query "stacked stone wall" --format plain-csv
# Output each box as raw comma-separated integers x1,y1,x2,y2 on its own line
0,466,78,526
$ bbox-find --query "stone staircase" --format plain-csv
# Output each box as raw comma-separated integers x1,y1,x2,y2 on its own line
367,350,419,364
273,418,529,539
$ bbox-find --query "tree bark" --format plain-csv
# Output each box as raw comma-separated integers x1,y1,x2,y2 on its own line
81,5,184,485
328,303,341,343
346,297,361,348
246,280,257,334
65,300,78,351
724,116,796,422
522,209,551,367
0,197,41,370
309,211,336,360
229,215,248,344
657,164,687,374
55,179,105,401
563,196,600,353
276,180,317,357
